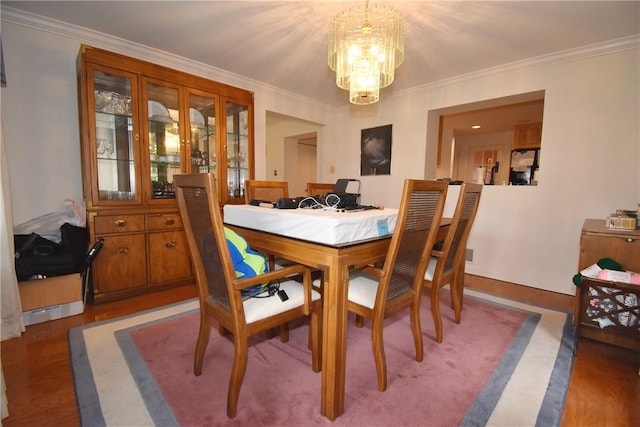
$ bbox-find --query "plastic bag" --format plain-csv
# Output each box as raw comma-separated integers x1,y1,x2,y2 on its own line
14,199,86,243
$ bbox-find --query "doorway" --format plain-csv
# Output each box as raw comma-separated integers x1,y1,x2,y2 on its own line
266,111,324,195
284,134,317,197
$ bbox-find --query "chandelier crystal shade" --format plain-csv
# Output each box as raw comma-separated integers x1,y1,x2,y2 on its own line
328,1,405,105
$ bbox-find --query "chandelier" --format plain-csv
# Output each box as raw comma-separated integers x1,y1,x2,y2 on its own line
328,0,405,105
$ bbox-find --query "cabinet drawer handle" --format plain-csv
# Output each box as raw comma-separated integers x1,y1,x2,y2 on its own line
165,218,175,225
165,241,177,248
115,246,129,254
624,238,635,243
114,219,127,227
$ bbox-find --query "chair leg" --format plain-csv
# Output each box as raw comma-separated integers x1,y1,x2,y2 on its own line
431,286,443,344
410,298,424,362
227,336,249,419
194,313,212,376
452,280,463,325
452,261,465,323
371,317,387,392
279,322,290,342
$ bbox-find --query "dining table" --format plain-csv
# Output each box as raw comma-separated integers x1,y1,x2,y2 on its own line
223,204,451,420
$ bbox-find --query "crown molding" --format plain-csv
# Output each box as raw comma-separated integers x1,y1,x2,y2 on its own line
394,34,640,99
0,6,329,110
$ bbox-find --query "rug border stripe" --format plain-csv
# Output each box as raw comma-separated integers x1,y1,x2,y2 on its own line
458,300,541,426
114,312,195,427
462,289,574,427
68,299,198,426
68,327,106,427
535,316,576,427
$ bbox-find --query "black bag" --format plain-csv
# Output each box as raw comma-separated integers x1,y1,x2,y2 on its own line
14,223,88,281
60,223,89,272
275,197,303,209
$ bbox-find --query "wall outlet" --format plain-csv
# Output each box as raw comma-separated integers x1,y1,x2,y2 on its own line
465,248,474,262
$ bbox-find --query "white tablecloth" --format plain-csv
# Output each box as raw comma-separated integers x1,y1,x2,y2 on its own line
224,204,398,246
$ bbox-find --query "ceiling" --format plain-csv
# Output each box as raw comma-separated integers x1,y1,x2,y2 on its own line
3,1,638,136
4,1,639,110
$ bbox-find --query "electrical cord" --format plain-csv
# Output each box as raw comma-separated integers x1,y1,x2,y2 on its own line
297,195,381,212
297,194,342,210
242,280,281,300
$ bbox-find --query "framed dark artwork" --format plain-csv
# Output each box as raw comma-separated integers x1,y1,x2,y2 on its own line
361,124,392,176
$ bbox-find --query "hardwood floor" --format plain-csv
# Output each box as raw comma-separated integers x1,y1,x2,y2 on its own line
2,282,638,426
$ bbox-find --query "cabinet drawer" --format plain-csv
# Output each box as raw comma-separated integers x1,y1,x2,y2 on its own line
580,233,640,272
94,214,145,235
147,213,183,230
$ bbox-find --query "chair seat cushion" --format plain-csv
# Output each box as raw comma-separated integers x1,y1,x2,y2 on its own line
424,257,438,281
346,271,379,309
244,280,321,324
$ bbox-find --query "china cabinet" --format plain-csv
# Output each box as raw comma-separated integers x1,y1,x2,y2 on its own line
78,45,254,301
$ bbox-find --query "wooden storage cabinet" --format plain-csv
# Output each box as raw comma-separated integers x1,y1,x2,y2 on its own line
513,122,542,149
89,210,192,301
78,45,255,301
576,219,640,351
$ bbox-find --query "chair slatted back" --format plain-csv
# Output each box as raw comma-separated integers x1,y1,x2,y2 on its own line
175,173,237,312
381,180,449,302
244,180,289,203
306,182,335,197
442,183,483,274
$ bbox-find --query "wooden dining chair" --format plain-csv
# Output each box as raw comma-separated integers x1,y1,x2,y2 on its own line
174,173,322,418
306,182,334,197
423,182,483,343
244,180,289,204
243,179,292,282
342,179,448,392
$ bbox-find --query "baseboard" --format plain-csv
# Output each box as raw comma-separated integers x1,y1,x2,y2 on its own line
464,274,574,313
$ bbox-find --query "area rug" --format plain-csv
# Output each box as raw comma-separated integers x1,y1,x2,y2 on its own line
69,289,574,427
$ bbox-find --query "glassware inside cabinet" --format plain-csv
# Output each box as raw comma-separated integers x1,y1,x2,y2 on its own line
93,70,136,201
147,83,180,199
188,93,217,176
226,101,249,199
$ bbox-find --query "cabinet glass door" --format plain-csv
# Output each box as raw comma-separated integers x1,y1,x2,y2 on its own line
225,101,250,201
92,69,137,202
146,82,181,200
188,92,217,178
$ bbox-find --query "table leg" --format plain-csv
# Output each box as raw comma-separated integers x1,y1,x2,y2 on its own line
320,255,349,420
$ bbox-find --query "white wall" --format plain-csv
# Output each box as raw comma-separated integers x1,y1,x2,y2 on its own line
2,10,639,297
322,46,640,295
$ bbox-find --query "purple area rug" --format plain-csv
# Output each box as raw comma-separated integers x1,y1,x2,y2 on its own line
69,290,574,426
